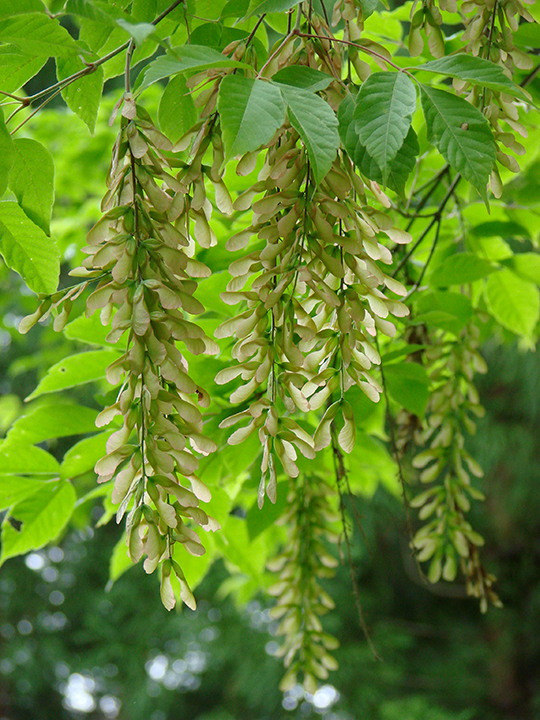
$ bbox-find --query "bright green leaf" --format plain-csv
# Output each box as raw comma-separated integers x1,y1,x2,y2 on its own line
109,532,134,583
56,50,104,135
281,85,339,185
6,400,98,445
60,432,114,480
0,201,60,295
0,441,60,476
64,312,125,348
218,75,286,160
429,252,496,287
246,481,288,541
9,138,55,234
414,291,473,334
116,18,157,45
485,268,540,338
0,475,51,512
0,0,44,14
0,480,76,566
26,350,121,401
502,253,540,285
158,74,197,144
354,72,417,183
0,48,46,94
384,361,430,417
0,13,83,56
0,107,14,199
347,433,398,496
416,54,529,101
420,85,496,200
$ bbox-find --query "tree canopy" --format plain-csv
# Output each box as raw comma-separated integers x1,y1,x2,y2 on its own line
1,0,540,698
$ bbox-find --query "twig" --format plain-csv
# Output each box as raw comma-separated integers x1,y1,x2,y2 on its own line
8,0,185,133
331,428,382,662
392,174,460,277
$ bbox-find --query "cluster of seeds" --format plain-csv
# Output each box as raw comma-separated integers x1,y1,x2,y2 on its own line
74,98,223,610
267,472,341,693
217,136,410,506
409,325,501,611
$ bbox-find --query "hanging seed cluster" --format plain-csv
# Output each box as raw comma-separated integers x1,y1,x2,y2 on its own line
267,473,341,694
72,98,223,610
216,137,410,506
408,0,534,196
410,325,501,611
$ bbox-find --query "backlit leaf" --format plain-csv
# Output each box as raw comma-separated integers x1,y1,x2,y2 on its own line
0,481,76,566
384,362,430,417
26,350,121,401
0,441,60,476
56,49,104,134
0,13,83,56
9,138,54,234
429,252,496,287
158,74,197,144
6,400,98,446
485,268,540,338
0,107,14,199
0,202,60,294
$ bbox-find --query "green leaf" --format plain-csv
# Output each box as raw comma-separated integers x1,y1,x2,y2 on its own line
429,252,496,287
246,481,288,541
65,0,118,24
0,107,14,199
471,220,528,239
109,532,134,583
137,46,248,93
0,202,60,295
339,94,418,196
0,480,76,566
414,291,473,334
9,139,54,234
60,432,113,480
485,268,540,338
420,85,496,200
0,440,60,476
354,72,417,183
26,349,121,401
56,50,104,135
0,13,83,56
416,54,529,101
218,75,286,160
64,311,126,348
116,18,157,45
248,0,302,16
384,362,430,417
0,0,44,14
0,476,50,512
502,253,540,285
6,400,98,445
513,21,540,51
272,66,333,92
158,74,197,144
347,433,398,497
0,48,46,94
281,85,339,185
221,0,250,19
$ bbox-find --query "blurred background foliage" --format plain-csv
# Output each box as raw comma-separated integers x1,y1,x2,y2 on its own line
2,8,540,720
2,337,540,720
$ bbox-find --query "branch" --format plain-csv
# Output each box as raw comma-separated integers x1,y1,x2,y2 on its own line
9,0,185,134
